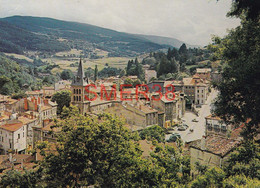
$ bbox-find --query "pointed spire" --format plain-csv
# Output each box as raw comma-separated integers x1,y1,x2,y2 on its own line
72,58,88,86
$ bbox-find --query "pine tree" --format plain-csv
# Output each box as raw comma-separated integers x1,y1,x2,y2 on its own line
94,65,98,82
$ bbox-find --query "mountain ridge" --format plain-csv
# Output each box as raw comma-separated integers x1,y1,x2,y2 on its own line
0,16,197,56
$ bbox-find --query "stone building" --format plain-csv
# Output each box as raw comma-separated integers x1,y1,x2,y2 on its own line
205,114,230,137
190,135,241,174
71,59,90,115
145,70,157,83
104,102,158,128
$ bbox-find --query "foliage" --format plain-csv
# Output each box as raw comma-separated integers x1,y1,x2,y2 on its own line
126,58,144,80
190,167,226,188
37,113,164,187
213,12,260,140
0,54,41,94
94,65,98,82
1,16,164,56
0,169,42,188
98,67,121,78
51,90,71,114
222,174,260,188
224,141,260,179
139,125,165,143
60,69,74,80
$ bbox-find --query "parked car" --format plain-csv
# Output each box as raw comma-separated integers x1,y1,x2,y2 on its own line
178,126,187,131
192,118,199,122
183,124,189,128
167,133,181,142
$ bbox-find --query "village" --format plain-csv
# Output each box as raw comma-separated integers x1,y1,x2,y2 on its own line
0,58,246,176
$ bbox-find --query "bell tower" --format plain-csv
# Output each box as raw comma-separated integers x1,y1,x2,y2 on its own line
71,59,90,115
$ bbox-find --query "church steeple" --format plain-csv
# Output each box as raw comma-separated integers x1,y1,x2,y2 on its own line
72,58,88,86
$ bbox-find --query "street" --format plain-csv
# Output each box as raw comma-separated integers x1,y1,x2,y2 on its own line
166,88,218,143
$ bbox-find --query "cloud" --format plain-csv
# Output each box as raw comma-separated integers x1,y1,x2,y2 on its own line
0,0,240,45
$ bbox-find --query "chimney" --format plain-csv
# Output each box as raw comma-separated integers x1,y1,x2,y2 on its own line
24,98,28,111
34,101,37,111
201,136,206,150
43,99,48,105
30,112,33,119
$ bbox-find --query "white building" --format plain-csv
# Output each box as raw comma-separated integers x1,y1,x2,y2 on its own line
145,70,157,83
205,114,230,137
0,119,27,154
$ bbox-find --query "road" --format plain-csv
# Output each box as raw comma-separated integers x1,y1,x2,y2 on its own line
166,88,218,143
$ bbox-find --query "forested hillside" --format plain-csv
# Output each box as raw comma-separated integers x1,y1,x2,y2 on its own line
0,16,168,57
0,21,70,54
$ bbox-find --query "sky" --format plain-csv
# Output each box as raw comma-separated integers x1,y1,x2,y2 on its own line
0,0,240,46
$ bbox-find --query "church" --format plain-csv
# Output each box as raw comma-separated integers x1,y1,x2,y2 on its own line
71,59,90,115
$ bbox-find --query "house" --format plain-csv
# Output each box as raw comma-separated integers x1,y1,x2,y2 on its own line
145,70,157,83
150,92,185,127
190,135,241,174
0,154,35,174
0,114,38,154
42,86,55,97
104,102,158,128
172,76,209,105
205,114,230,137
54,80,71,91
25,90,43,98
194,68,211,81
0,118,27,154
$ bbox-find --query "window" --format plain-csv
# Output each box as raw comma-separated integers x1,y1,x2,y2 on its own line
10,143,11,149
2,137,3,142
74,89,76,94
76,96,78,101
74,96,76,101
197,90,199,93
18,134,20,139
23,132,24,137
79,89,81,94
202,90,203,93
79,96,81,101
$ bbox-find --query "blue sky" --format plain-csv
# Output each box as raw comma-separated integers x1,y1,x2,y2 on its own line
0,0,240,45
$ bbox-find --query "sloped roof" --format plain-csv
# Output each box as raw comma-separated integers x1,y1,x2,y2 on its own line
190,135,241,157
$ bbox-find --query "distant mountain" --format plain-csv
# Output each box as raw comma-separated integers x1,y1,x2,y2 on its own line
134,34,200,48
0,20,69,54
0,16,196,56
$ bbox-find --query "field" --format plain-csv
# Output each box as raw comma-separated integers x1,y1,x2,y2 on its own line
44,56,130,74
4,53,34,62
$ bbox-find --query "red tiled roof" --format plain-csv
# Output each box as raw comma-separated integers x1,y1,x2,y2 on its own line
190,135,241,157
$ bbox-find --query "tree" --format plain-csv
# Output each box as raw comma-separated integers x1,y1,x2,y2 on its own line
37,113,166,187
51,90,71,114
94,65,98,82
213,11,260,141
139,125,165,143
0,169,42,188
190,167,225,188
178,43,187,55
60,69,74,80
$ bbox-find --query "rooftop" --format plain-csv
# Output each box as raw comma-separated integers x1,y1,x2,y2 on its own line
0,120,24,132
190,135,241,157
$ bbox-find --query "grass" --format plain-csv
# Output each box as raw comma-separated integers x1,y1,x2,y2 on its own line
4,53,34,62
46,56,130,74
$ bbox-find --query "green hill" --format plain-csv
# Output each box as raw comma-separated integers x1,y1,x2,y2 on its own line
0,16,166,56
